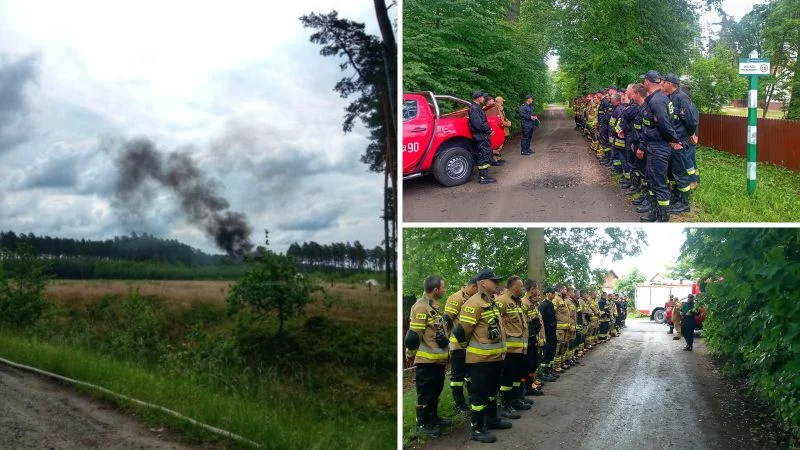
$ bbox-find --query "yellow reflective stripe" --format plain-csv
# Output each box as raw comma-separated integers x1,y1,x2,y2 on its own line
444,306,459,314
477,164,491,169
634,124,642,130
557,323,570,329
471,404,486,411
507,341,525,349
450,381,465,387
657,200,670,206
687,169,697,175
643,118,652,126
460,316,477,325
678,185,691,192
449,336,459,343
410,324,426,330
466,346,506,356
499,386,513,392
416,350,448,360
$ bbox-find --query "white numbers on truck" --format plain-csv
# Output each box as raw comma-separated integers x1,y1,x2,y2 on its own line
403,142,421,153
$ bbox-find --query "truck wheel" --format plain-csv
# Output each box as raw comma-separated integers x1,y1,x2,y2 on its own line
433,146,474,187
652,308,666,324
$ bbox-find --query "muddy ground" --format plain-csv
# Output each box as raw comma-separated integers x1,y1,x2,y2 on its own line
403,105,641,223
421,320,793,450
0,363,195,449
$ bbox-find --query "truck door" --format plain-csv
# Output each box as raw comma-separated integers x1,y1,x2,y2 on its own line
402,95,434,174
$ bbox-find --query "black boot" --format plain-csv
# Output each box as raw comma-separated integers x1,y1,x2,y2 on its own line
511,387,531,410
669,191,690,213
640,201,659,222
469,410,496,443
624,176,640,195
452,387,470,414
636,196,655,214
486,400,513,429
478,168,496,184
656,205,670,222
415,405,440,437
430,399,452,428
499,392,521,419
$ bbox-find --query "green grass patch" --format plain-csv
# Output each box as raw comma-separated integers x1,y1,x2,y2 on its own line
688,146,800,222
401,373,465,448
719,106,785,120
0,332,395,450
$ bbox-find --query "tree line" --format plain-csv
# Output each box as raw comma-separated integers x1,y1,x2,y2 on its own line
0,231,387,274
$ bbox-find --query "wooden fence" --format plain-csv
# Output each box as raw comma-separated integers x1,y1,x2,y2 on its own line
698,114,800,172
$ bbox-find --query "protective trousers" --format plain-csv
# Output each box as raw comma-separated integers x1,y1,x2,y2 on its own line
669,146,692,193
543,332,556,370
468,361,503,413
416,363,446,424
475,134,493,170
450,349,469,407
685,143,699,183
646,141,672,206
521,125,534,154
500,353,526,405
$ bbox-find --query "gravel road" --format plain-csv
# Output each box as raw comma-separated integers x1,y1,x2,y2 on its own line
421,320,789,450
403,105,640,223
0,363,193,449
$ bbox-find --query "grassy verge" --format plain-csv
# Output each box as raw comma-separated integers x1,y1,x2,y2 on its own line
0,332,395,450
687,146,800,222
401,371,465,449
719,106,784,120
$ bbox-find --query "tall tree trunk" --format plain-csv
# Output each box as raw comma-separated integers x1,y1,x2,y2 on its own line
383,170,391,291
526,228,546,285
787,58,800,121
374,0,397,131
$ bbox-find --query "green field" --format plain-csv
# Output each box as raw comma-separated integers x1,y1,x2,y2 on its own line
719,106,786,120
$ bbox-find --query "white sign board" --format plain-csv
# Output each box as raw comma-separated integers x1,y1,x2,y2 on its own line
739,58,770,76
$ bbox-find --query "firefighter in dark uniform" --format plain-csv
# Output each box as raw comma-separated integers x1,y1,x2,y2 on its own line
638,71,683,222
538,287,559,380
662,73,699,214
681,294,698,351
519,95,537,155
609,93,627,174
469,91,496,184
443,277,479,414
496,275,531,419
452,269,510,443
622,84,643,195
404,275,451,437
599,86,617,165
629,83,651,206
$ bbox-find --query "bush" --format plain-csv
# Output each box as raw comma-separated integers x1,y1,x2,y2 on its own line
0,245,50,327
683,228,800,437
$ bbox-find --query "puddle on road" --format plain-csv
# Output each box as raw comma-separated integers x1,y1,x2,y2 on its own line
522,174,580,189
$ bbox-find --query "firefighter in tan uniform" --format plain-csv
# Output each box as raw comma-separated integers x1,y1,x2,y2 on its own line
671,295,683,340
404,275,451,437
452,270,510,443
553,284,572,373
496,276,531,419
565,287,578,367
609,294,619,337
443,277,479,414
493,96,512,165
587,291,601,347
522,280,554,387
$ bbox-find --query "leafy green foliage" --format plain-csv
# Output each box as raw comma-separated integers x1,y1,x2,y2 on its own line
681,228,800,437
403,0,553,124
226,250,322,334
687,43,748,113
402,228,645,300
0,245,50,327
614,268,646,300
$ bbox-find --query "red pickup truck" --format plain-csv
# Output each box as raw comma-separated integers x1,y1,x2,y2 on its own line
403,92,506,186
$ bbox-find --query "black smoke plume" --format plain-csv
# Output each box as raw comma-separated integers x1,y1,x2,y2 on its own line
115,137,253,258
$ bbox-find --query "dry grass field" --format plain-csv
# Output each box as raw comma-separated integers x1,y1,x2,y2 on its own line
46,279,395,323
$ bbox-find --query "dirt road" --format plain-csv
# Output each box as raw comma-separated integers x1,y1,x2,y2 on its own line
423,320,787,450
403,105,640,222
0,363,192,449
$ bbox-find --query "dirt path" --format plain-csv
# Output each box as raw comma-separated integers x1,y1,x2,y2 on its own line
422,320,787,450
403,105,640,222
0,363,193,449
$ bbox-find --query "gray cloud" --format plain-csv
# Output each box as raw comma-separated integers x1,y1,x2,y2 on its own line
20,155,79,189
0,53,38,153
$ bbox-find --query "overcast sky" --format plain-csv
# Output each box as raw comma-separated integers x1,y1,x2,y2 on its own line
0,0,390,254
592,227,687,280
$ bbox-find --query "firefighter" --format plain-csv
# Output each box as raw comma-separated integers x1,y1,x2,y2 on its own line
538,286,559,380
443,277,479,414
453,269,510,443
587,91,601,154
662,74,699,214
469,91,497,184
405,275,451,437
681,294,698,351
576,290,588,357
496,276,531,418
521,280,552,390
492,96,511,165
588,291,601,346
598,293,611,341
629,83,652,207
519,95,537,155
553,284,572,372
565,287,578,367
598,87,614,164
672,295,683,341
609,93,627,173
638,71,684,222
